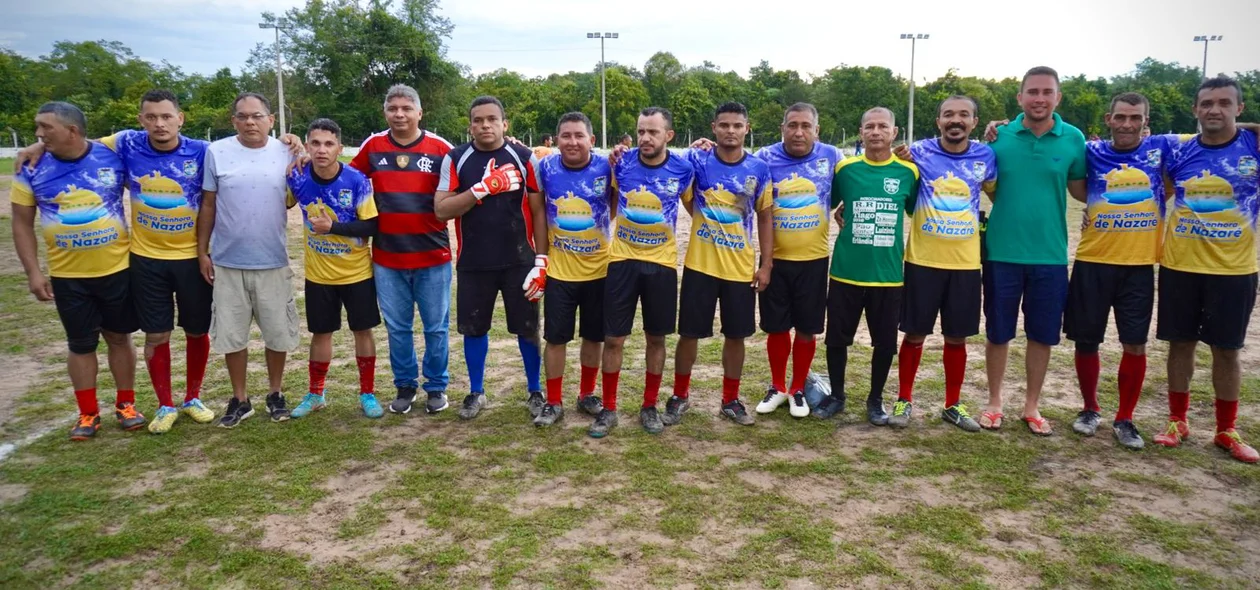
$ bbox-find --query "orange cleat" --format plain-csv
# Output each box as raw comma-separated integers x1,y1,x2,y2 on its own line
1214,430,1259,464
70,414,101,441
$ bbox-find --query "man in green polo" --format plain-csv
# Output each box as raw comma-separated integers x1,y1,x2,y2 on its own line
980,66,1087,435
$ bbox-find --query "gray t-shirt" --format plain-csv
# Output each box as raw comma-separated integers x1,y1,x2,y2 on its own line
203,136,292,269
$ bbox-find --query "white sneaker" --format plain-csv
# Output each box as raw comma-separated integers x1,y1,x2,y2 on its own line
788,391,810,418
755,389,789,414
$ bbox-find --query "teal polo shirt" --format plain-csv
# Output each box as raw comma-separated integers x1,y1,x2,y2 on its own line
986,112,1087,265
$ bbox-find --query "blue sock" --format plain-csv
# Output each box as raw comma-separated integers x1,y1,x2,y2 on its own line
464,334,489,393
518,335,542,393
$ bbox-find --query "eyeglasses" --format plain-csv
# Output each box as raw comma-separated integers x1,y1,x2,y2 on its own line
233,113,270,122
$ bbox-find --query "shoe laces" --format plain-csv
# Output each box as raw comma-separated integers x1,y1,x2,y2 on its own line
893,400,909,414
1221,430,1246,445
117,404,139,419
953,404,971,419
463,394,480,408
1163,421,1183,437
77,414,97,428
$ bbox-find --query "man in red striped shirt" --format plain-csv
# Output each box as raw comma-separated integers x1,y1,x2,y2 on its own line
349,84,454,415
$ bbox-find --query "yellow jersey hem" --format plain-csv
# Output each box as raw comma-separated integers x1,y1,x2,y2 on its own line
831,275,903,287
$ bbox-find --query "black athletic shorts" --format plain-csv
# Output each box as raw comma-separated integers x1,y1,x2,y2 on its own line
306,278,382,334
52,269,139,354
603,260,677,337
1064,260,1154,346
1156,266,1257,350
130,253,213,335
456,265,539,337
899,262,981,339
759,257,828,335
544,277,605,344
678,268,756,339
826,279,902,350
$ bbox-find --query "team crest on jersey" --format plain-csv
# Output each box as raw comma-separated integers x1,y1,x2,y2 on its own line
743,175,758,195
883,177,900,194
1239,156,1258,177
593,176,607,195
1145,149,1162,169
665,177,680,195
97,168,116,186
815,159,831,176
395,155,410,169
182,160,199,177
972,161,987,178
337,188,354,208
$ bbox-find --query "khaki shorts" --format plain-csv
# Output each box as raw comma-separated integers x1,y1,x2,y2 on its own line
210,265,300,353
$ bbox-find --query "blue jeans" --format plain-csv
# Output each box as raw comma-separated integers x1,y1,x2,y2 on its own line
374,263,451,392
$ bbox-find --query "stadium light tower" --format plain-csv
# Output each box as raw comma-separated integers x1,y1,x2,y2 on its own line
587,32,619,149
1193,35,1223,80
900,33,929,144
259,19,292,134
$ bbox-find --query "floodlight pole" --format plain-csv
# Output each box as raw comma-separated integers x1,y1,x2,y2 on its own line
1194,35,1223,79
901,33,929,144
587,32,619,149
259,20,291,134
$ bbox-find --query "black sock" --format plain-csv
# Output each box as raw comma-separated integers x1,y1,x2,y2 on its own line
826,345,848,399
870,345,894,403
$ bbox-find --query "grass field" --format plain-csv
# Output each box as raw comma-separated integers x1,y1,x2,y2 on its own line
1,177,1259,589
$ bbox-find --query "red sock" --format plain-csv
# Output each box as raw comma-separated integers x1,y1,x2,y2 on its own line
674,373,691,399
943,342,966,408
546,376,563,406
1075,351,1101,412
643,372,662,408
115,389,135,408
147,341,174,408
1216,399,1239,433
1169,390,1191,422
356,356,375,393
185,333,210,402
897,340,924,402
309,361,330,394
602,371,619,411
766,331,791,393
74,388,99,416
789,335,816,394
1114,352,1146,422
722,377,740,405
579,365,598,397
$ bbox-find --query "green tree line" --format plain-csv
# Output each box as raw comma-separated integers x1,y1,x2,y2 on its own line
2,0,1257,149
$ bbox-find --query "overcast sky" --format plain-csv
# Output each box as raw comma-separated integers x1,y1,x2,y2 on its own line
7,0,1259,84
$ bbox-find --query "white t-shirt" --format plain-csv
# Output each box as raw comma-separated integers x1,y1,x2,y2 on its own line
203,136,292,269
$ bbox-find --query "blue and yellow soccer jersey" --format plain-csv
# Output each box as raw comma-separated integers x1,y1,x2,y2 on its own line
683,149,773,282
1076,135,1184,266
11,143,130,278
100,130,208,260
286,163,378,285
537,153,614,281
610,149,695,268
753,142,841,261
904,139,997,270
1163,132,1260,275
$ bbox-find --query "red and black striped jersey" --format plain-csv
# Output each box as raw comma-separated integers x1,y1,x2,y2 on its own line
437,142,541,271
350,130,453,269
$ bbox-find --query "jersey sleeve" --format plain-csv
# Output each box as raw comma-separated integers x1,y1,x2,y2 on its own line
754,168,773,212
436,154,456,192
525,153,541,192
10,168,35,206
349,137,371,175
98,131,125,153
356,176,378,220
201,148,218,192
830,162,848,210
284,172,300,208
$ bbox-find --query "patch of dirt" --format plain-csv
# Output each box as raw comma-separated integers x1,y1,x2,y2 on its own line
509,476,590,515
119,449,210,496
0,356,43,437
0,482,29,504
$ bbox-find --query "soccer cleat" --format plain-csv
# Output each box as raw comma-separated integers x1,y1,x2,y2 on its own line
640,406,664,434
458,393,485,420
115,403,146,431
721,400,756,426
218,398,254,429
390,386,418,414
661,395,690,426
755,389,789,414
425,391,449,414
534,403,564,427
788,392,810,418
589,408,618,438
867,398,889,426
1072,410,1102,437
360,393,384,419
813,394,845,420
1152,419,1191,448
1214,430,1260,464
147,405,179,434
266,392,290,422
1112,420,1145,450
527,391,546,418
69,414,101,441
888,400,913,429
577,394,604,417
941,404,981,433
290,393,326,419
180,398,215,423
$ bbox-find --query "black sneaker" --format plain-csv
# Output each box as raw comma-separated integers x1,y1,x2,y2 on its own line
425,391,449,414
577,394,604,417
527,391,546,418
662,395,690,426
218,398,254,429
813,393,845,419
1113,419,1145,450
721,400,755,426
589,408,618,438
390,386,418,414
1073,410,1102,436
941,404,981,433
867,397,889,426
266,392,290,422
534,403,564,427
640,407,664,434
458,393,485,420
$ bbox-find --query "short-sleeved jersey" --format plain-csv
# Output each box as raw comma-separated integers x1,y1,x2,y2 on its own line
683,150,774,282
100,130,208,260
11,143,130,278
1076,135,1182,266
286,163,378,285
829,155,919,286
350,131,453,270
609,150,695,269
905,139,997,271
537,153,614,282
437,141,541,271
754,141,841,262
1163,131,1260,275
